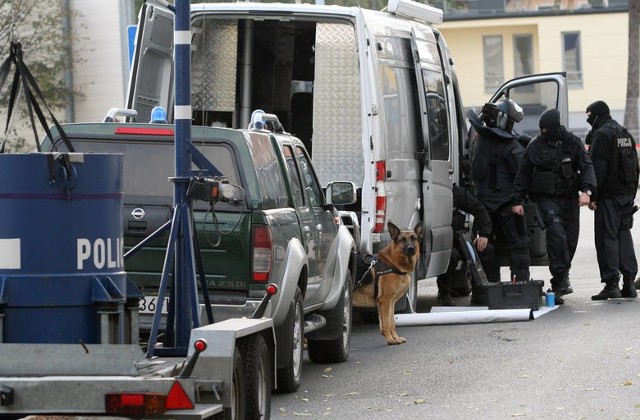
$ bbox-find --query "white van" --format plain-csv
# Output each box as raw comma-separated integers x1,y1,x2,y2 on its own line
128,0,568,311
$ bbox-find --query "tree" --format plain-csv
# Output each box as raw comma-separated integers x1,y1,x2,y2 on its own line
624,0,639,139
0,0,75,152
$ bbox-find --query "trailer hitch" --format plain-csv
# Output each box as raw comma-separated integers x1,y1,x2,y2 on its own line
178,338,208,379
252,283,278,319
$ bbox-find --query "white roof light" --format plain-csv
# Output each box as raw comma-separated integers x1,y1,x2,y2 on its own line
387,0,443,24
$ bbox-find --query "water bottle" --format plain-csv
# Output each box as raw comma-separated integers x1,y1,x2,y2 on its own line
546,291,555,307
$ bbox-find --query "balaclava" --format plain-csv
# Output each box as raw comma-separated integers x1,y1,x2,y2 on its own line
586,100,610,126
539,109,561,139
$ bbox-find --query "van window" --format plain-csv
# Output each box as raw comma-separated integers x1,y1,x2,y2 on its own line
499,80,560,138
422,69,449,161
379,64,422,159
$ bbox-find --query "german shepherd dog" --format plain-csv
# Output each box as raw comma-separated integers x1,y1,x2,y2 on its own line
353,221,423,345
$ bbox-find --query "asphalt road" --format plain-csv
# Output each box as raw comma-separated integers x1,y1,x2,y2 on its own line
271,206,640,419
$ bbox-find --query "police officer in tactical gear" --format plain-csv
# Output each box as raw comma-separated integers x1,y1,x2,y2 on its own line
511,109,596,304
468,98,531,284
585,100,639,300
436,184,492,306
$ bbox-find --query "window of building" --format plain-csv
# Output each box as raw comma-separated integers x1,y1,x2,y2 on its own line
513,34,533,77
562,32,583,87
483,35,504,91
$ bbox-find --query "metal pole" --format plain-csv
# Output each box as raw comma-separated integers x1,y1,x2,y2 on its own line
147,0,199,356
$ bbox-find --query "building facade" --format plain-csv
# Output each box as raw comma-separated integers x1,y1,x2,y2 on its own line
69,0,135,123
436,0,633,136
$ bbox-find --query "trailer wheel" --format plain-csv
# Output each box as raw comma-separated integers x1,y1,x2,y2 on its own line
224,347,246,420
276,286,303,393
240,334,272,420
307,270,352,363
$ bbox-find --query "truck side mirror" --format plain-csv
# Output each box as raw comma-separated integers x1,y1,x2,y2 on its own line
325,181,357,206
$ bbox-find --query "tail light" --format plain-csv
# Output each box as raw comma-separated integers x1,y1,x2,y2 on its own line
105,381,193,416
374,160,387,233
252,225,273,282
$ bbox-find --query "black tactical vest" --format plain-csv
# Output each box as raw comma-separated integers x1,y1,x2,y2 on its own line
529,137,578,196
603,121,639,192
471,136,518,210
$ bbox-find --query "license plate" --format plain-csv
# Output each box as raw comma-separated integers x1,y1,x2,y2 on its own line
138,296,169,314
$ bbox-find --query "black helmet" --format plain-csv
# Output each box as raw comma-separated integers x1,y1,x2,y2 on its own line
479,102,499,127
495,99,524,131
480,99,523,132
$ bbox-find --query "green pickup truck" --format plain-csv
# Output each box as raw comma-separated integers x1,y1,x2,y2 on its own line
42,119,357,393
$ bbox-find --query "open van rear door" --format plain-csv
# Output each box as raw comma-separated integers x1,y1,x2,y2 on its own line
472,72,569,265
126,2,174,123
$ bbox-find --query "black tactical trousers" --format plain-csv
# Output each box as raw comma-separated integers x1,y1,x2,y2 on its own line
536,196,579,279
437,245,461,295
437,234,490,294
594,194,638,281
487,207,530,282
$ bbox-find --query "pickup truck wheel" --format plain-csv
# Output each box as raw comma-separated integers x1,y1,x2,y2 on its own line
240,334,272,420
276,287,303,393
307,270,352,363
225,346,246,420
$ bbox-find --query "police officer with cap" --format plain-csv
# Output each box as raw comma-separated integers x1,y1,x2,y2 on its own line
586,100,639,300
468,98,530,284
512,109,596,304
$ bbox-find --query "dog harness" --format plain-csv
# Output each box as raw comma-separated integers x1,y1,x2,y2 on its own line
355,255,407,298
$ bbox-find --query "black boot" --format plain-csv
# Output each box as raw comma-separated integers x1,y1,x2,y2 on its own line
437,291,455,306
621,276,638,298
471,284,486,305
591,277,622,300
551,275,573,296
512,270,530,283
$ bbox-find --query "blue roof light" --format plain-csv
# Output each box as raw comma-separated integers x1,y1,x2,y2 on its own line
150,106,168,124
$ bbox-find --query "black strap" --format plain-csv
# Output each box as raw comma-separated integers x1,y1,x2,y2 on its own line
0,41,74,153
